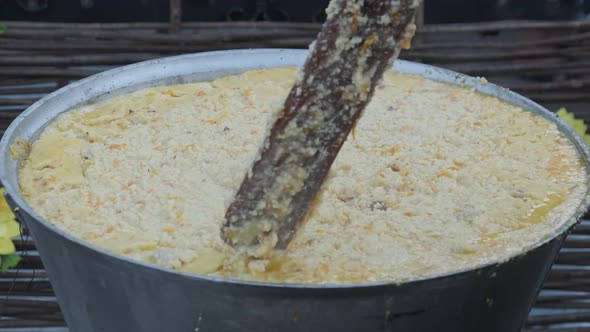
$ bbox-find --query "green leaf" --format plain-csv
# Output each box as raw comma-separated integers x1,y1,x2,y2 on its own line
0,254,21,272
556,108,590,146
0,23,6,34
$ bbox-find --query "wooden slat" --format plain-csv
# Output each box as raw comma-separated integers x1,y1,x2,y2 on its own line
2,20,589,33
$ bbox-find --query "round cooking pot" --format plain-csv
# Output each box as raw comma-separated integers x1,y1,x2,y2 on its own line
1,49,589,332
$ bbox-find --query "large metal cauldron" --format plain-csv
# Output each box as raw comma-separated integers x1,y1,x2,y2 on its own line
1,49,589,332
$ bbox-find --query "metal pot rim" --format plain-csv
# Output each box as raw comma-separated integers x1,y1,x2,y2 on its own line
1,48,589,289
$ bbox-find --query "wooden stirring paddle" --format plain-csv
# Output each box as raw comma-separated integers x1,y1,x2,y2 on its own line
222,0,421,256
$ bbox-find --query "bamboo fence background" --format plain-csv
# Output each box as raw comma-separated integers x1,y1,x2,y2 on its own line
1,19,590,331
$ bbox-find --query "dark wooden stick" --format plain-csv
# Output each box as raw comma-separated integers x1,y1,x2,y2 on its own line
410,35,590,50
4,26,587,49
525,93,590,102
420,21,590,33
12,239,37,251
548,269,590,279
0,299,60,309
536,293,590,303
405,48,560,62
16,255,44,269
563,236,590,248
0,50,38,56
0,78,58,86
0,307,61,316
502,78,590,91
0,54,159,66
1,28,317,44
535,302,590,309
3,20,589,32
4,35,590,62
443,59,589,75
526,312,590,326
573,224,590,235
0,319,65,328
0,67,102,78
4,45,590,67
222,0,420,252
170,0,182,31
0,111,26,119
1,20,322,31
0,37,314,53
3,23,590,53
0,281,52,292
0,271,48,278
415,1,424,31
0,86,56,95
422,20,590,33
523,328,590,332
0,97,40,106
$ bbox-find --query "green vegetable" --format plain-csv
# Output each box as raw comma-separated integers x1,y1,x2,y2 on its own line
0,254,21,272
0,188,21,272
0,23,6,34
556,108,590,146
